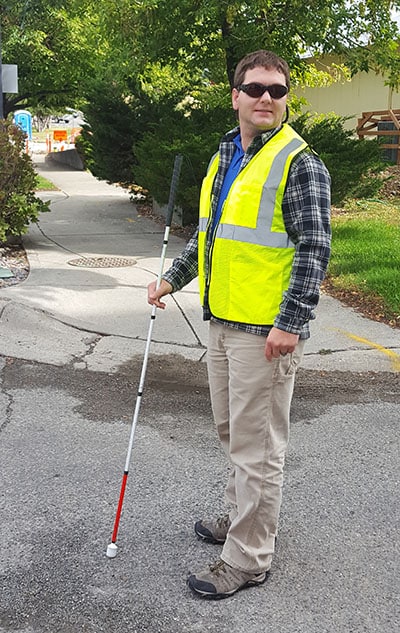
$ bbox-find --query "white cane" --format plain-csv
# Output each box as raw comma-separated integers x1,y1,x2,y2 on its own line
106,154,183,558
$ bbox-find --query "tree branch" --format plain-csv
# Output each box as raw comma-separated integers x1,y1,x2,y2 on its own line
4,88,73,117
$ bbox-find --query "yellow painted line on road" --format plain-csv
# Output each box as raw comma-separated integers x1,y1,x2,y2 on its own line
336,329,400,371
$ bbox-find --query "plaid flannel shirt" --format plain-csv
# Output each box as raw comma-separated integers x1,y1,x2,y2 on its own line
163,125,331,339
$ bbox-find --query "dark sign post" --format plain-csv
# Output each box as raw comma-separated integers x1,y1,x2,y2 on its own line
0,24,4,120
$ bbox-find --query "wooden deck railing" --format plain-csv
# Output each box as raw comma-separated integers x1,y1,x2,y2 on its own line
357,109,400,164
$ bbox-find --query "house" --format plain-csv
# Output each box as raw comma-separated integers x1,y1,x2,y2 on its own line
294,54,400,131
294,54,400,163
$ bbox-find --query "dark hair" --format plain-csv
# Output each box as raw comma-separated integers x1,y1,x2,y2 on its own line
233,50,290,90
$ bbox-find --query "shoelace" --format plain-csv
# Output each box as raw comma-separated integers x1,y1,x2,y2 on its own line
209,559,227,576
215,514,230,529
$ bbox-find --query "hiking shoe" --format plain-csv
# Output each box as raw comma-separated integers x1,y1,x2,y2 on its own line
194,514,231,544
187,558,269,599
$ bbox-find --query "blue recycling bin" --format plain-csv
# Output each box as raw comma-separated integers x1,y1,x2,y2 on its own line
13,110,32,140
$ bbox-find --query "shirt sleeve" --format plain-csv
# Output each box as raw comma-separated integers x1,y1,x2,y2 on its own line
274,150,332,334
162,228,199,292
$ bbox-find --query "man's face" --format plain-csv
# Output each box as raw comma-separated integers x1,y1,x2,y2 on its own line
232,66,288,139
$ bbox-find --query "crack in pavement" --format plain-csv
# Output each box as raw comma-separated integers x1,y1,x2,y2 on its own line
0,358,16,434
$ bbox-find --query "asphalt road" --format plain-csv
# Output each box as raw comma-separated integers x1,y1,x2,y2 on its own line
0,353,399,633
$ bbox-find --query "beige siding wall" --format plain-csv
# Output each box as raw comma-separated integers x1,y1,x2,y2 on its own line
293,57,400,131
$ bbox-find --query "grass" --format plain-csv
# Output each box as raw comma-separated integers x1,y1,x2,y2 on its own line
32,129,52,142
32,126,71,143
327,198,400,325
35,174,59,191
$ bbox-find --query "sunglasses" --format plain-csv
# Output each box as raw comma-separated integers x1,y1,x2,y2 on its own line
237,83,288,99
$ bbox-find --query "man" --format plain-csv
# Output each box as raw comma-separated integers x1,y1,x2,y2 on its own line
148,50,331,599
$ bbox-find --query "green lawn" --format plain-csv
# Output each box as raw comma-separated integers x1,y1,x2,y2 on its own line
32,126,69,142
328,198,400,323
35,174,59,191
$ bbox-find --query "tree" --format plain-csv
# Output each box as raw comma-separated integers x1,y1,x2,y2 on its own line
3,0,398,218
95,0,400,88
76,0,399,217
0,0,105,117
2,1,399,118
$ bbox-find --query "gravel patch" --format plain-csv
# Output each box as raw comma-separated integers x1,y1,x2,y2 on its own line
0,242,29,287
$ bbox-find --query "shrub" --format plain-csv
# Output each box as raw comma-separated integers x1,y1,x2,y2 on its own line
83,84,389,221
291,113,388,205
77,79,137,184
78,76,170,186
134,85,234,225
0,121,49,242
134,124,222,226
78,76,234,224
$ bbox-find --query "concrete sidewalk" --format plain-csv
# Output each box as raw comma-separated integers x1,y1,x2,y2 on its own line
0,155,208,372
0,153,399,373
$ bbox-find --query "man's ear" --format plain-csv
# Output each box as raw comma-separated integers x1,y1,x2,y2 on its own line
232,88,240,112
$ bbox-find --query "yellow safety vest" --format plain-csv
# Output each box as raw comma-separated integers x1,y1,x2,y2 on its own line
198,124,308,325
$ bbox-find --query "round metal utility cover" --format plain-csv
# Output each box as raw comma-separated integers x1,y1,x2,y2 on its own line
67,257,137,268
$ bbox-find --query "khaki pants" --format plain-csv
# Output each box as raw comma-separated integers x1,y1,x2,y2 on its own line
207,321,305,573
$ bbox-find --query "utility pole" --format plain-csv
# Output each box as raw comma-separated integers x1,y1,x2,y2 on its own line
0,23,4,120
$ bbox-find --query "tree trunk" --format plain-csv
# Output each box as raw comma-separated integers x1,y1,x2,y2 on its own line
219,4,237,88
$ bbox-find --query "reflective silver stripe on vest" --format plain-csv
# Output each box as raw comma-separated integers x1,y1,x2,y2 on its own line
199,217,208,232
215,137,305,248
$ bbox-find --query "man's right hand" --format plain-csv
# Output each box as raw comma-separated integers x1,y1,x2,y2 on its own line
147,279,173,309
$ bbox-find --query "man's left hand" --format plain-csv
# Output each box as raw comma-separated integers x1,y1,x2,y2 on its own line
265,327,299,361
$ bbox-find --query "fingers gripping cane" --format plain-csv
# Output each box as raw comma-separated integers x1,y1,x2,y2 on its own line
106,155,183,558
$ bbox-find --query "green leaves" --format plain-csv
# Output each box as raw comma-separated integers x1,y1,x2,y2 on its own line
2,0,400,116
0,121,49,241
291,112,388,205
1,0,105,115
